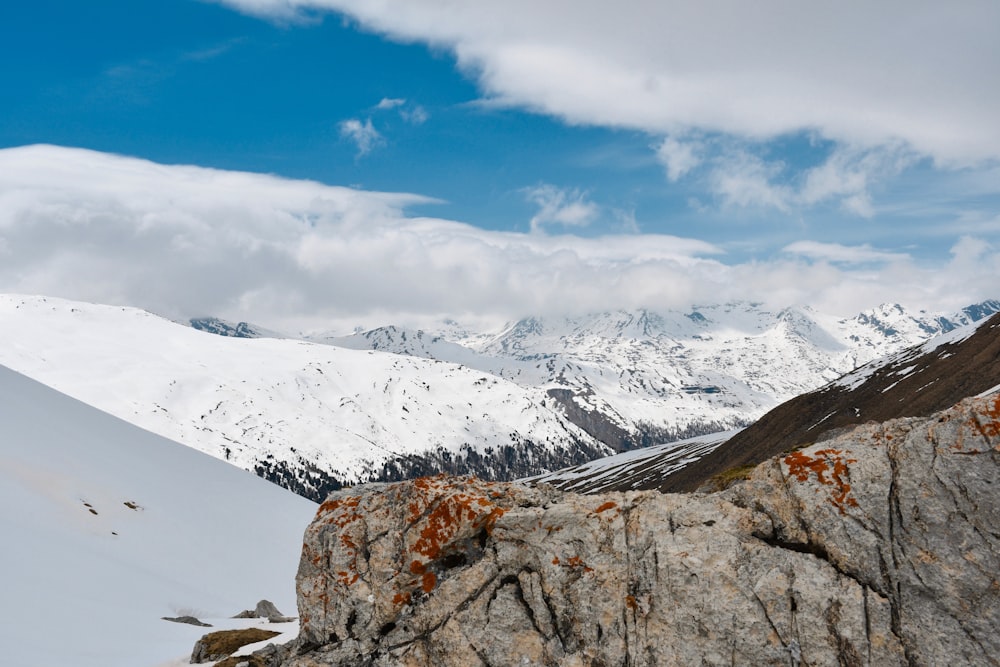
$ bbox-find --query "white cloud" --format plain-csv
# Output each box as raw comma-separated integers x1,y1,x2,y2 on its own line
690,141,920,217
798,144,918,217
0,146,997,332
523,185,600,233
375,97,405,110
949,235,992,263
338,117,382,155
218,0,1000,166
655,136,701,182
401,105,429,125
708,151,791,212
372,97,429,125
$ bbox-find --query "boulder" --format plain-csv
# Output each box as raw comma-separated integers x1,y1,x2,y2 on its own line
266,394,1000,666
190,628,282,664
233,599,296,623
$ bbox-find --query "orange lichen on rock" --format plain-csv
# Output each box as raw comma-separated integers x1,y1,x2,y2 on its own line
784,448,859,514
336,570,359,586
407,477,507,562
421,571,437,594
564,555,594,573
390,476,516,602
317,496,362,528
333,532,362,586
625,595,638,610
310,495,367,588
302,543,324,569
970,395,1000,439
392,591,412,606
593,501,618,514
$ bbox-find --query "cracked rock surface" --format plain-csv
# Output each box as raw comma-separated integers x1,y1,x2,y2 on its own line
268,395,1000,666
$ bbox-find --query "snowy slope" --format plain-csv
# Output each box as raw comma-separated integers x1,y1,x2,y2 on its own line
531,309,1000,496
526,429,741,494
323,301,1000,449
0,364,316,667
0,295,603,497
648,310,1000,493
830,314,990,392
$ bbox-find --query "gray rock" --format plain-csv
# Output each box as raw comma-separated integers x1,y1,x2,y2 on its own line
234,599,296,623
160,615,212,627
265,394,1000,666
255,599,283,619
190,628,282,664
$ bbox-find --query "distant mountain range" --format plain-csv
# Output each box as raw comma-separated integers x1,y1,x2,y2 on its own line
0,293,996,501
317,300,1000,454
534,308,1000,494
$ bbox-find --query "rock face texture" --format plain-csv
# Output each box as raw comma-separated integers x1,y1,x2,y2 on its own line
269,394,1000,666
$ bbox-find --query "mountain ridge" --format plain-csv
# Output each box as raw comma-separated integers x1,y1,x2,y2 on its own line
0,295,605,501
318,299,1000,454
2,293,997,502
534,308,1000,495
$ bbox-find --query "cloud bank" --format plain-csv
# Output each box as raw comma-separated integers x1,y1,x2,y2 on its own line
218,0,1000,168
1,146,997,332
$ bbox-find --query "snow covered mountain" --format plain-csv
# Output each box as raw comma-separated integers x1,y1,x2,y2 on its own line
0,363,316,667
321,300,1000,454
535,308,1000,495
3,294,996,503
0,295,604,500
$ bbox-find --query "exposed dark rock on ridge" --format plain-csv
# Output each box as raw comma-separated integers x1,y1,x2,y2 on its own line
190,316,272,338
246,394,1000,666
546,387,740,454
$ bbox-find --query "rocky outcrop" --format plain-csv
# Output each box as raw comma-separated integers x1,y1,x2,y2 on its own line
261,394,1000,666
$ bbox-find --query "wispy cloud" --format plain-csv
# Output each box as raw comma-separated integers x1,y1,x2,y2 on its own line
179,38,245,62
375,97,405,110
524,185,600,233
373,97,429,125
798,144,918,217
339,118,383,156
708,150,791,212
672,139,923,218
783,241,910,265
400,105,428,125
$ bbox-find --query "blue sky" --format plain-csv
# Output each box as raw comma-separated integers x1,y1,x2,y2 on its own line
1,1,998,329
3,0,650,234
